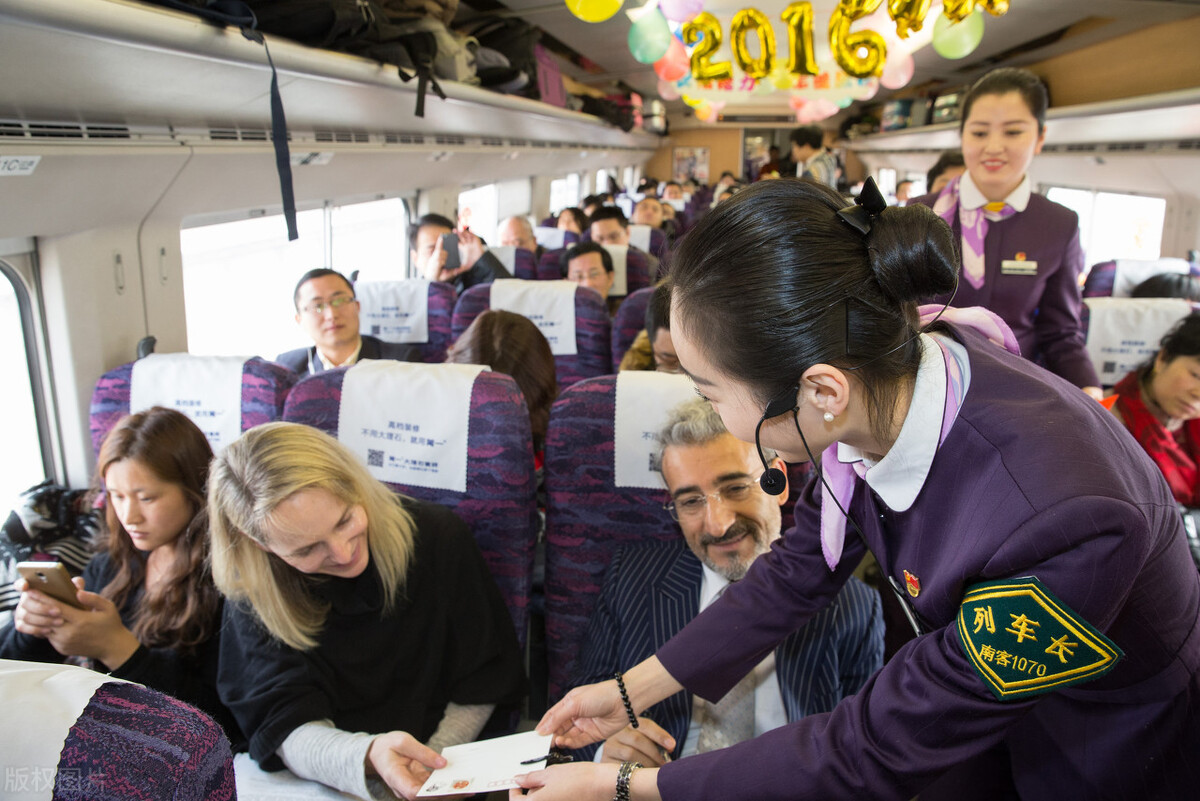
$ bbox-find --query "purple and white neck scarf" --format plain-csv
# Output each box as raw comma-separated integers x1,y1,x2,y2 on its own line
932,175,1017,290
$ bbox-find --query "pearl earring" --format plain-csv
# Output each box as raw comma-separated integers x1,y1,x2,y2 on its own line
823,411,835,423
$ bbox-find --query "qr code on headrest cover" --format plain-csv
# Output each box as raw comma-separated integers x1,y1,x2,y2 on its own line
367,449,384,468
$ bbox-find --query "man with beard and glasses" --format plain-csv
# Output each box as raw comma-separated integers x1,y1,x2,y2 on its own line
569,398,883,765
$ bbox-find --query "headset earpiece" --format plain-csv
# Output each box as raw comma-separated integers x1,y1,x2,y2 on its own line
759,465,787,496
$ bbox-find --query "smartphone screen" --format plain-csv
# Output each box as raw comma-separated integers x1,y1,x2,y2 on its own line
440,232,461,273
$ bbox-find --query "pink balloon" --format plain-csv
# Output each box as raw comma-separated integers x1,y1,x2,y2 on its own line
654,37,689,82
805,98,839,122
788,94,807,112
657,78,681,101
659,0,702,24
880,50,915,90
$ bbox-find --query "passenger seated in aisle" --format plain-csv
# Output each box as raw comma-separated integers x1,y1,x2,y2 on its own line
589,206,660,276
410,213,512,295
926,150,966,194
498,215,544,261
572,398,883,764
276,269,418,376
446,309,558,464
1,407,238,741
582,195,603,217
632,197,664,230
564,241,617,314
620,283,680,373
1132,272,1200,301
209,423,524,801
557,207,588,236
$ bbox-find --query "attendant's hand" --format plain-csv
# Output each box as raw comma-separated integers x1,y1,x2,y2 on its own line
511,762,617,801
537,679,630,750
367,731,448,800
1082,386,1105,402
513,763,661,801
599,718,673,767
44,577,140,670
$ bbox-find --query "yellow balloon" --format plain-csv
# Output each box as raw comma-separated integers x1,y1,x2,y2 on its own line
830,0,886,79
730,9,776,81
681,94,705,108
683,12,734,83
564,0,623,24
942,0,1008,24
781,2,818,77
887,0,931,39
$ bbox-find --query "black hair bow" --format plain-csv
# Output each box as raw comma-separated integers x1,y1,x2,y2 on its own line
836,177,888,236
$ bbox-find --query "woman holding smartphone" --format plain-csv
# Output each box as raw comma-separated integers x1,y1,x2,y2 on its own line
0,407,236,738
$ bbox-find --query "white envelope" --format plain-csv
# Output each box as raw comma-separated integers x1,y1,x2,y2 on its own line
418,731,553,797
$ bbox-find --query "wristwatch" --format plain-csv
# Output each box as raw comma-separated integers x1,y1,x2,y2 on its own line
613,760,643,801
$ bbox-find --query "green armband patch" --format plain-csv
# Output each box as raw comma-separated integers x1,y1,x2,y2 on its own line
956,577,1123,701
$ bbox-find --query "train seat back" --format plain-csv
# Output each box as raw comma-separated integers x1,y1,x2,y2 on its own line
1082,257,1194,298
486,246,539,283
1083,296,1195,387
451,281,612,390
354,279,456,364
280,361,538,648
542,372,697,701
611,286,655,371
89,354,296,456
627,224,668,261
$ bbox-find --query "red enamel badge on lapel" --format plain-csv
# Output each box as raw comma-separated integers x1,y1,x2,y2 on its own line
904,570,921,598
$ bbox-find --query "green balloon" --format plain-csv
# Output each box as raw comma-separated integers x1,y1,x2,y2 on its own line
933,10,985,60
629,8,672,64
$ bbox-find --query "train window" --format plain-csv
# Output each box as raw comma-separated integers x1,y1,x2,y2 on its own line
331,198,409,281
595,170,610,194
1046,187,1167,265
623,166,637,193
181,209,326,359
550,174,580,212
0,259,47,504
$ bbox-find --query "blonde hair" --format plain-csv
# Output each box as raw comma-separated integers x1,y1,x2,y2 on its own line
208,422,415,650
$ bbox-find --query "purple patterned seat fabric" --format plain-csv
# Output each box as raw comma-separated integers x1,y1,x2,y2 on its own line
54,681,235,801
624,248,652,294
512,248,539,281
281,367,538,649
1082,260,1117,298
411,281,457,363
537,249,567,281
610,287,655,371
543,375,683,702
88,356,297,456
451,284,612,390
647,227,668,261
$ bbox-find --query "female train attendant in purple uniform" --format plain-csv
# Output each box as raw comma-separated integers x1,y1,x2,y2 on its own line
516,178,1200,801
912,68,1103,401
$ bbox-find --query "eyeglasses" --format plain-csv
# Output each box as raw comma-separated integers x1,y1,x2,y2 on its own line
569,269,607,282
301,294,355,316
663,474,763,522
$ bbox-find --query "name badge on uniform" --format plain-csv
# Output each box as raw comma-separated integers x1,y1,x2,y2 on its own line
1001,251,1037,276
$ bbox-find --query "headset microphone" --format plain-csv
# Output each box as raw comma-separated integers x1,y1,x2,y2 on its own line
755,385,798,496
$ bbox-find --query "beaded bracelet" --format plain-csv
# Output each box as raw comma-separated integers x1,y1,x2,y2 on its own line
612,760,642,801
613,672,638,729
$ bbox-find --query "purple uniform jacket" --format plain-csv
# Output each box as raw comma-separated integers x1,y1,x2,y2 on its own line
912,191,1100,389
656,325,1200,800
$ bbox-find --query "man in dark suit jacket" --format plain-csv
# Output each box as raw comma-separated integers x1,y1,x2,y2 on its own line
275,268,417,376
572,398,883,764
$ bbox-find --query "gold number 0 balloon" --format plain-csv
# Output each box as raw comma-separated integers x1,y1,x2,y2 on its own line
781,2,818,76
730,9,775,80
684,12,733,83
830,0,886,79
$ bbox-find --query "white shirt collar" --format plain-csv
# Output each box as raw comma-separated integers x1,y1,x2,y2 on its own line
803,150,826,169
699,563,731,612
317,338,364,372
959,172,1031,213
836,334,946,512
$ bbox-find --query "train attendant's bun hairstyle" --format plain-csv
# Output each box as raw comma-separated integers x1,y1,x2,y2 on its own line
669,178,957,440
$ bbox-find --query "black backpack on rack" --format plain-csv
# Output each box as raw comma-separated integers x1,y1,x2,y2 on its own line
458,15,542,100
